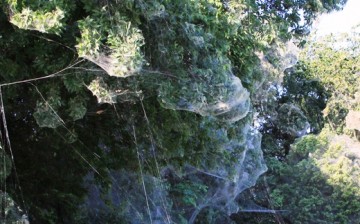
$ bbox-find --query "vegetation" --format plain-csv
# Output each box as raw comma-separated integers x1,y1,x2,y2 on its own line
238,29,360,224
1,0,359,224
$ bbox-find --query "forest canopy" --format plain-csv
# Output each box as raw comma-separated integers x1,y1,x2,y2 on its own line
1,0,358,223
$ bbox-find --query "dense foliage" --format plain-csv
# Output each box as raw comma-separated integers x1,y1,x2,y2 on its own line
0,0,355,223
238,30,360,223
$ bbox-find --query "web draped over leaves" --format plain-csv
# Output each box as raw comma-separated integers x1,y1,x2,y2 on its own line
71,2,267,222
1,0,347,223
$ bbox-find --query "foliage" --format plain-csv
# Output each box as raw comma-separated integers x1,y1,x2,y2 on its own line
76,8,145,77
267,129,360,223
301,32,360,133
0,0,350,223
0,141,28,223
241,20,360,224
281,62,330,133
172,181,208,207
4,0,75,34
246,0,347,39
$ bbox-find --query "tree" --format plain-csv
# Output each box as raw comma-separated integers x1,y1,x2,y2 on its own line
243,29,360,224
268,130,360,223
0,0,348,223
301,32,360,133
281,62,330,134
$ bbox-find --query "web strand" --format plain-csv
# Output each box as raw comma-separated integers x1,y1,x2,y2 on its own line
140,98,172,224
31,83,149,221
0,59,85,88
0,87,28,217
1,126,6,224
132,125,153,224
